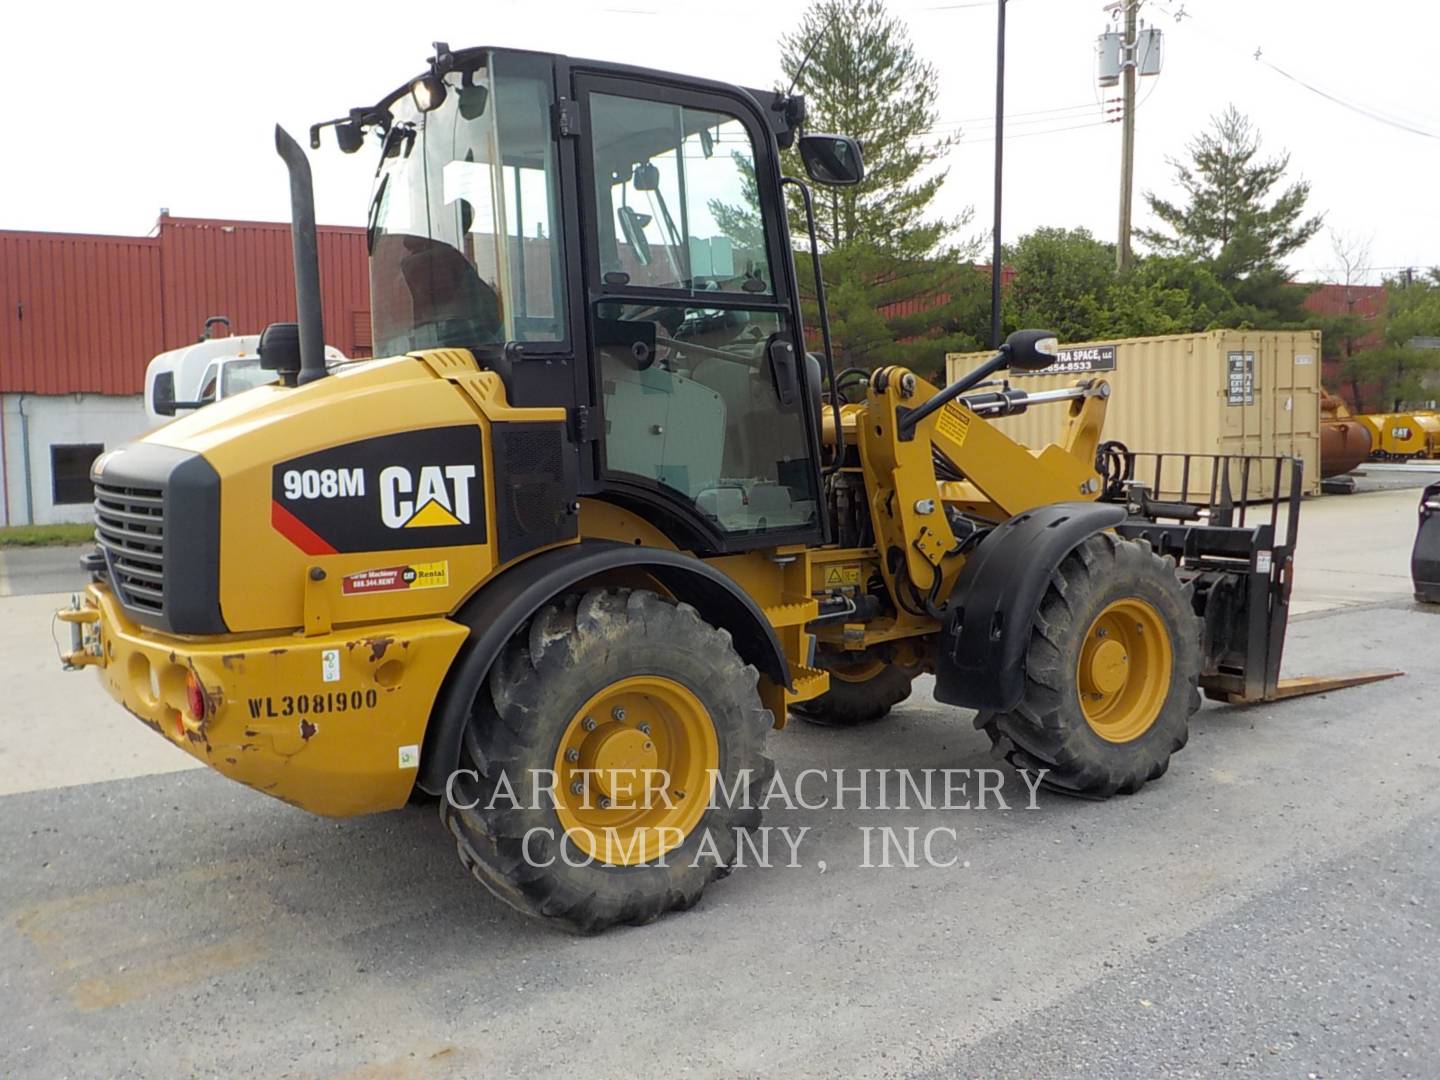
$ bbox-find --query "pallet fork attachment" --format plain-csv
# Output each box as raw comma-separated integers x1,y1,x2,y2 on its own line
1106,450,1403,706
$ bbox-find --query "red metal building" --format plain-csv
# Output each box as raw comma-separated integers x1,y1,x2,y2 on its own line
1,214,373,526
0,213,372,397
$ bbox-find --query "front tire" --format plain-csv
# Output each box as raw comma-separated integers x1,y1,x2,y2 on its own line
978,533,1202,798
440,587,773,933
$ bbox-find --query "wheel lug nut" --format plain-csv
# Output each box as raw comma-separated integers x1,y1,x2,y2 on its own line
581,716,597,732
1096,628,1108,638
638,722,651,735
565,748,580,763
611,706,626,721
570,780,585,795
598,796,612,810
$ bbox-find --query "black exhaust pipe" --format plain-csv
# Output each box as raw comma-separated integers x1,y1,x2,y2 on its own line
274,125,327,385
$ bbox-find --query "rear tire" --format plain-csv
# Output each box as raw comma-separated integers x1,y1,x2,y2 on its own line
978,533,1202,798
440,587,773,933
790,649,917,727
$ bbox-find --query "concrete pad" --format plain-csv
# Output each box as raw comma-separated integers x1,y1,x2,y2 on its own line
0,544,92,597
0,592,200,796
1289,487,1419,614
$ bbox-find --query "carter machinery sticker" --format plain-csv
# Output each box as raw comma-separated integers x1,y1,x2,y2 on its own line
342,561,450,595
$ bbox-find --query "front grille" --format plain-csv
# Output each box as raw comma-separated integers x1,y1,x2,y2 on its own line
94,481,165,615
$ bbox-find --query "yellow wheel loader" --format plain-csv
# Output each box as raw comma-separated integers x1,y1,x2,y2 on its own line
58,44,1395,932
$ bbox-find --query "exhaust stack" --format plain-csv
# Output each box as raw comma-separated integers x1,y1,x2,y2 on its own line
274,125,328,385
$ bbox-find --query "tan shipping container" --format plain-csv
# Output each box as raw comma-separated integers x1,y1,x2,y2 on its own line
945,330,1322,498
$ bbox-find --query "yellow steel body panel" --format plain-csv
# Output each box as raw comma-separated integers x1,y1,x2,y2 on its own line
80,582,467,816
139,351,565,634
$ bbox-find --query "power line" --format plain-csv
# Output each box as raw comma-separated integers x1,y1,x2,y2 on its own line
1256,56,1440,141
1146,0,1440,140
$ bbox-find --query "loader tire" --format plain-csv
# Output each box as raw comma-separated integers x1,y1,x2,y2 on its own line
978,533,1202,799
440,587,773,933
790,650,917,727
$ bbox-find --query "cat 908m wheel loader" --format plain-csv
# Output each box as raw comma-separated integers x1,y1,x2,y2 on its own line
58,44,1397,932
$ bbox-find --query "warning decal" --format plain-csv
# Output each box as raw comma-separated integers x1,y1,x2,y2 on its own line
824,565,863,588
936,403,972,447
341,561,450,596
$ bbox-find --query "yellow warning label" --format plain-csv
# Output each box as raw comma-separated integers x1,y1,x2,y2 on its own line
823,565,863,587
935,403,971,447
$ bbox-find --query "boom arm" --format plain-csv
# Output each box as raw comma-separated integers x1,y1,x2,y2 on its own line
855,366,1110,614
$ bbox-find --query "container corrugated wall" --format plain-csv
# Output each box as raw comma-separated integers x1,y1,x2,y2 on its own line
946,330,1322,497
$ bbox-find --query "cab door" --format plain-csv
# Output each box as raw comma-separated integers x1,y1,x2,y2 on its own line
574,73,824,553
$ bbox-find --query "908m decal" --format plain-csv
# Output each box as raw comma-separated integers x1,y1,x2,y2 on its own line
271,427,486,554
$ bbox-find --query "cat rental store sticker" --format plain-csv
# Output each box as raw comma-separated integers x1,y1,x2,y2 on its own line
342,561,449,596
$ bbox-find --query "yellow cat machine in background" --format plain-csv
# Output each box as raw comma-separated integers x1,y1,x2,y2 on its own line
59,44,1396,931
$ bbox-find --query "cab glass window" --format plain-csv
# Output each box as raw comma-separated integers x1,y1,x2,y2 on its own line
589,94,772,297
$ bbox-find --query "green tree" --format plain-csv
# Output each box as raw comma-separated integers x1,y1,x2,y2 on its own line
779,0,983,373
1355,271,1440,410
1138,105,1323,319
1004,227,1116,343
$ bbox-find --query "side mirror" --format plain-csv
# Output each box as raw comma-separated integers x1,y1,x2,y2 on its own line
458,85,489,122
798,134,865,186
616,206,653,266
1004,329,1061,371
259,322,303,387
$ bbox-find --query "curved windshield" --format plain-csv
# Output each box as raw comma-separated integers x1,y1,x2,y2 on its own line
369,53,565,358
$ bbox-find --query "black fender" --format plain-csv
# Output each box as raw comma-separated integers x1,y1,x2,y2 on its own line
1414,481,1440,604
416,540,789,794
934,501,1128,712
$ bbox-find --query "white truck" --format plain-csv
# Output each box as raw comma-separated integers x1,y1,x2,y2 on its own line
144,317,346,426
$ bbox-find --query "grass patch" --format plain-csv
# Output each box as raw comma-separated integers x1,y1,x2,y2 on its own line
0,523,95,547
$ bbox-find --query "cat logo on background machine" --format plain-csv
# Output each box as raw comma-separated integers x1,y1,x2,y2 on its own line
271,426,486,554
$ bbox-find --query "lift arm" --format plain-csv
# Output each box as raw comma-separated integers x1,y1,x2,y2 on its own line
855,365,1110,612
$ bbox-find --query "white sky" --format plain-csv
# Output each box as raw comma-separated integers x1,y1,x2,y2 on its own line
2,0,1435,284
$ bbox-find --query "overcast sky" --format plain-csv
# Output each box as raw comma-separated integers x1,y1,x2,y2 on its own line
3,0,1435,284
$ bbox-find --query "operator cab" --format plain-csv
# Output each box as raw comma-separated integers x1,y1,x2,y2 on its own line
339,45,862,554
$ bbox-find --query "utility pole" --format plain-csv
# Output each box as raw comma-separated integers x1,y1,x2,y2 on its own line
1115,0,1139,273
991,0,1007,348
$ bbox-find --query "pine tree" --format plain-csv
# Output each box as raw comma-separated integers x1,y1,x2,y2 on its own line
779,0,985,376
1138,105,1323,319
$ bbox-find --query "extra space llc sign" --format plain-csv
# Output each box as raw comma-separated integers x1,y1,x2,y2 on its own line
1014,344,1117,377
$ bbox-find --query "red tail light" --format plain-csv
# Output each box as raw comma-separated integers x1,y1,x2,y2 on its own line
185,671,208,722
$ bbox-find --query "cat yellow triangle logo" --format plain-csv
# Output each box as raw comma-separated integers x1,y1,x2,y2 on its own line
404,499,463,528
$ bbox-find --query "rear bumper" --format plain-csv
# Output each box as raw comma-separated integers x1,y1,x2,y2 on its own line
64,584,468,816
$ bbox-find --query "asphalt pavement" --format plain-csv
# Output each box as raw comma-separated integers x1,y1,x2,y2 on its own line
0,486,1436,1079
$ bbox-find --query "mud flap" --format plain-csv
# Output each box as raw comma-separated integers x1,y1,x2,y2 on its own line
935,502,1127,712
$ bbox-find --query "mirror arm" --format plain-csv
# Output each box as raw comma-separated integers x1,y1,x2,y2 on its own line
896,347,1011,441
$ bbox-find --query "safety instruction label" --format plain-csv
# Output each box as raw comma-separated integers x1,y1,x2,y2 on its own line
824,565,862,587
341,560,449,595
936,403,972,447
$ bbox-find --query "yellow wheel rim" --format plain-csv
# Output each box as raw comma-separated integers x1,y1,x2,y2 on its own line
552,675,717,866
1076,598,1173,744
829,657,887,684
